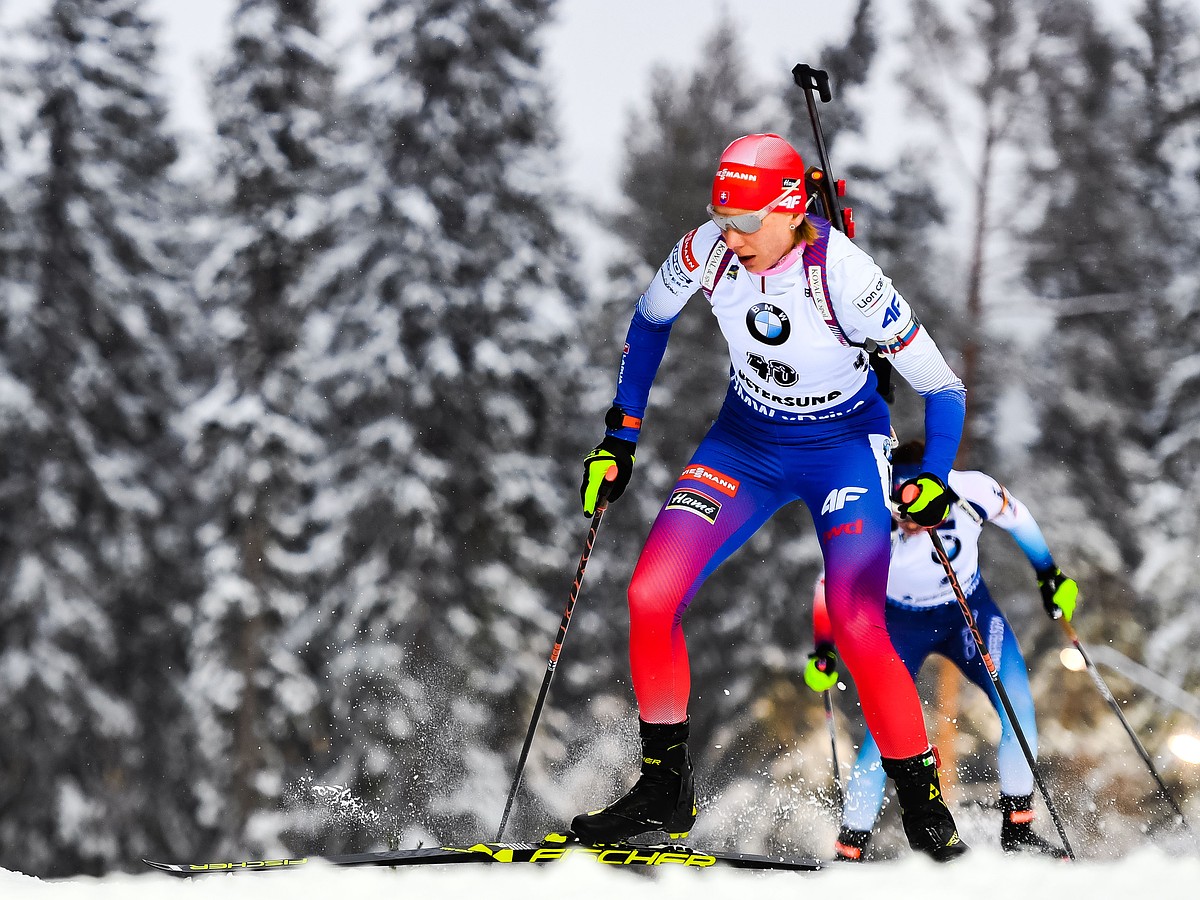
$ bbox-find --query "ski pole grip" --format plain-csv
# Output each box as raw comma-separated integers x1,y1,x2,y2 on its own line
792,64,831,103
596,474,614,510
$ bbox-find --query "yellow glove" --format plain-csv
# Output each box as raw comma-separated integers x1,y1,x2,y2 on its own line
804,644,839,692
1037,566,1078,621
580,436,635,516
894,473,954,527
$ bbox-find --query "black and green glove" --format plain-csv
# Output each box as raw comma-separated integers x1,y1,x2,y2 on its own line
1036,566,1078,621
894,473,955,528
804,643,839,692
580,436,635,516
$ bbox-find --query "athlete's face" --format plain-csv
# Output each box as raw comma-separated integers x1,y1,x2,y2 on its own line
711,209,802,274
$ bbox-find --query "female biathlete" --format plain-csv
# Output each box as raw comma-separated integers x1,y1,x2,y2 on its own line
572,133,968,860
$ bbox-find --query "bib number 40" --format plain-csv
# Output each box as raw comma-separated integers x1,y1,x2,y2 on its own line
745,352,799,386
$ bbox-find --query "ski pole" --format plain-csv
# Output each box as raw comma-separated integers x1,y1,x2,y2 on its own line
927,528,1076,860
1059,617,1193,833
495,482,612,841
823,689,846,815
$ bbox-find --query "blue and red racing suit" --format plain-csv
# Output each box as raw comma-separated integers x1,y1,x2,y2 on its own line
607,216,965,759
813,470,1059,827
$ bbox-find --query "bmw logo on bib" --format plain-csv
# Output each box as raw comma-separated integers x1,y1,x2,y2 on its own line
746,302,790,346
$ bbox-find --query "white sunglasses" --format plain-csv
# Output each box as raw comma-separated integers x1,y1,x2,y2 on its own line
707,184,810,234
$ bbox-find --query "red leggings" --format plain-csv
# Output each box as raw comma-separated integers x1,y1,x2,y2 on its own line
626,415,927,759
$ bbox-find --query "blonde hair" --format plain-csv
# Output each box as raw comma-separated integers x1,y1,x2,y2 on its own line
793,216,819,248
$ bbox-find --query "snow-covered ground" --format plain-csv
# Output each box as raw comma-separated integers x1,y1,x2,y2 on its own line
3,847,1198,900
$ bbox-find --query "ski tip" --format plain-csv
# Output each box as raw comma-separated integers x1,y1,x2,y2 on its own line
142,859,189,877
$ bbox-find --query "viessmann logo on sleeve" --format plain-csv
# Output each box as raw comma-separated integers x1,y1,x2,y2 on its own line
680,228,699,271
680,464,740,497
667,488,722,525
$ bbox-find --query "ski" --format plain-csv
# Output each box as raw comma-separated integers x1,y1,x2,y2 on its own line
143,831,821,876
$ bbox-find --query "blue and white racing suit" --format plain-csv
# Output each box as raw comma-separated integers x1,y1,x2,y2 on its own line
609,215,966,760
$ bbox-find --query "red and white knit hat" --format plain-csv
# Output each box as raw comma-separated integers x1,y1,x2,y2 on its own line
711,133,806,212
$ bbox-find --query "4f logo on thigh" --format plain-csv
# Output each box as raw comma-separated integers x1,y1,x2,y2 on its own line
821,486,868,514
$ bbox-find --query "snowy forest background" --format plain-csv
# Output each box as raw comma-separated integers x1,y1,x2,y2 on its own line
0,0,1198,879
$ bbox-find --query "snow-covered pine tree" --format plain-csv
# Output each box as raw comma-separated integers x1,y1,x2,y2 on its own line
1011,0,1200,827
0,0,200,876
1129,0,1200,706
0,26,22,291
178,0,348,855
895,0,1039,477
285,0,586,848
1022,0,1175,616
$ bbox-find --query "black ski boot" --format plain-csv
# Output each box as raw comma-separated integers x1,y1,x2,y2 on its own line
999,793,1068,858
833,826,872,862
881,747,969,862
571,719,696,845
